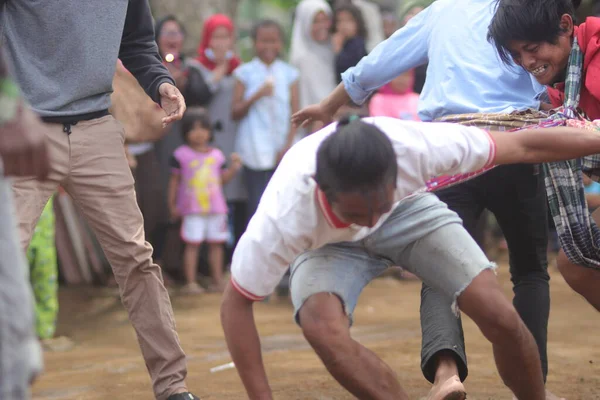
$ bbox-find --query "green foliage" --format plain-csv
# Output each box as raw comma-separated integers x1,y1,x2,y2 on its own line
261,0,300,10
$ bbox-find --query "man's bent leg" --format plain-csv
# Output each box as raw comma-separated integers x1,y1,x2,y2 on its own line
458,270,545,400
64,116,187,400
420,286,467,400
290,244,407,400
487,164,550,380
555,207,600,311
556,249,600,310
0,176,43,399
420,183,485,387
374,200,542,399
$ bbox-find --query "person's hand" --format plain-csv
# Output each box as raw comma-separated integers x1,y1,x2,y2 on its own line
0,104,50,180
332,32,345,53
159,82,187,128
230,152,243,171
255,79,274,100
292,103,333,129
211,61,229,84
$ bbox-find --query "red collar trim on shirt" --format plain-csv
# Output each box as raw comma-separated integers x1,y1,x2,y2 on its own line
316,188,351,229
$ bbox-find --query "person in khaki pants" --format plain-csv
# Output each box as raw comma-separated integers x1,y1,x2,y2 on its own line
1,1,198,399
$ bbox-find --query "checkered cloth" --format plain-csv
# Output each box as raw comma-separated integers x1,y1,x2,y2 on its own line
428,38,600,269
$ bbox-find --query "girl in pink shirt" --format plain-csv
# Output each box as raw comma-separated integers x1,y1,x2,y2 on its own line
168,108,242,294
369,70,420,121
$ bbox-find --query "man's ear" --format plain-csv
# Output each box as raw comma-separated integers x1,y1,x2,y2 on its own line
559,13,574,36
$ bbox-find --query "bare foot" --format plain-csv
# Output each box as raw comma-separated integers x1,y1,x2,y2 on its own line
512,389,566,400
426,351,467,400
426,375,466,400
180,282,205,296
41,336,75,352
207,282,227,293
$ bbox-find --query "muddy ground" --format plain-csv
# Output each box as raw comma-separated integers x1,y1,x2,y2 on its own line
32,260,600,400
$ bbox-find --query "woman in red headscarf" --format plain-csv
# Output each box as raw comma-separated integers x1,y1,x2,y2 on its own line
197,14,241,76
195,15,248,268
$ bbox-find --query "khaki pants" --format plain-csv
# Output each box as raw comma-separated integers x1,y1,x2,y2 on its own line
11,116,187,400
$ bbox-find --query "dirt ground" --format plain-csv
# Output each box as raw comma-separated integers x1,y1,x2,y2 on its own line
32,259,600,400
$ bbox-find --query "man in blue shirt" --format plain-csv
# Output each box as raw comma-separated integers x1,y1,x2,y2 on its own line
293,1,557,399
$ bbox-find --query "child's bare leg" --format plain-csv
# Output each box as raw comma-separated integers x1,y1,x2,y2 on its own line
208,242,225,290
183,243,201,285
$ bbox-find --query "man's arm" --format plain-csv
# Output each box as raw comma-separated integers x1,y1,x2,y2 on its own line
221,180,308,399
492,127,600,165
221,283,273,400
119,0,174,103
221,226,290,400
293,5,435,126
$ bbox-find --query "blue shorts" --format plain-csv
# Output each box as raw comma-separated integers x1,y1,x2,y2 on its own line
289,192,495,326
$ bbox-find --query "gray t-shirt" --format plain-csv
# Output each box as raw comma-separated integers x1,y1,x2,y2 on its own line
1,0,174,117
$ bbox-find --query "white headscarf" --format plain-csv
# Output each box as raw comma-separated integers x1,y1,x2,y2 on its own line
290,0,337,108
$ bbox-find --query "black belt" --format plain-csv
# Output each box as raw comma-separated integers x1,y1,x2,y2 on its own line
41,109,110,134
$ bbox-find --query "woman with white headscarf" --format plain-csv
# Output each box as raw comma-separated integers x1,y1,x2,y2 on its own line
290,0,337,134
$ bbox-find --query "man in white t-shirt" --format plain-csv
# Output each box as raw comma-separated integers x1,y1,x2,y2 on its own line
221,115,600,400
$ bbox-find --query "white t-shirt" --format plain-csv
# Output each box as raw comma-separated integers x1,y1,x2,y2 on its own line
230,117,496,301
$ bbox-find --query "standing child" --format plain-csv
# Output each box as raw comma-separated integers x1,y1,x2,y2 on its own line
232,19,300,220
369,70,420,121
290,0,337,135
168,109,242,295
332,3,368,83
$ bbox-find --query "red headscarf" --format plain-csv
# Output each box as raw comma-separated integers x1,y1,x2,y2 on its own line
196,14,241,75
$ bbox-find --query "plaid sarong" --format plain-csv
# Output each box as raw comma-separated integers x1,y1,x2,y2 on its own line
427,38,600,269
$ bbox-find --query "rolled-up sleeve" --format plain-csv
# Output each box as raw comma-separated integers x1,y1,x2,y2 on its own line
341,6,434,105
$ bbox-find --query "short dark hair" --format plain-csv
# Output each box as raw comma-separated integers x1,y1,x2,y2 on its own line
315,115,397,203
487,0,576,65
181,108,213,143
333,3,368,39
251,19,284,41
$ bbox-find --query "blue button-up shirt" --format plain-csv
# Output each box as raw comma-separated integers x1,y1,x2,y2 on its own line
341,0,545,122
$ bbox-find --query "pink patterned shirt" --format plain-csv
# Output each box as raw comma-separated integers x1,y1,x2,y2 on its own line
170,145,228,215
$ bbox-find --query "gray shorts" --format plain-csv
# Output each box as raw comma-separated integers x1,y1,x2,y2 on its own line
289,192,495,326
